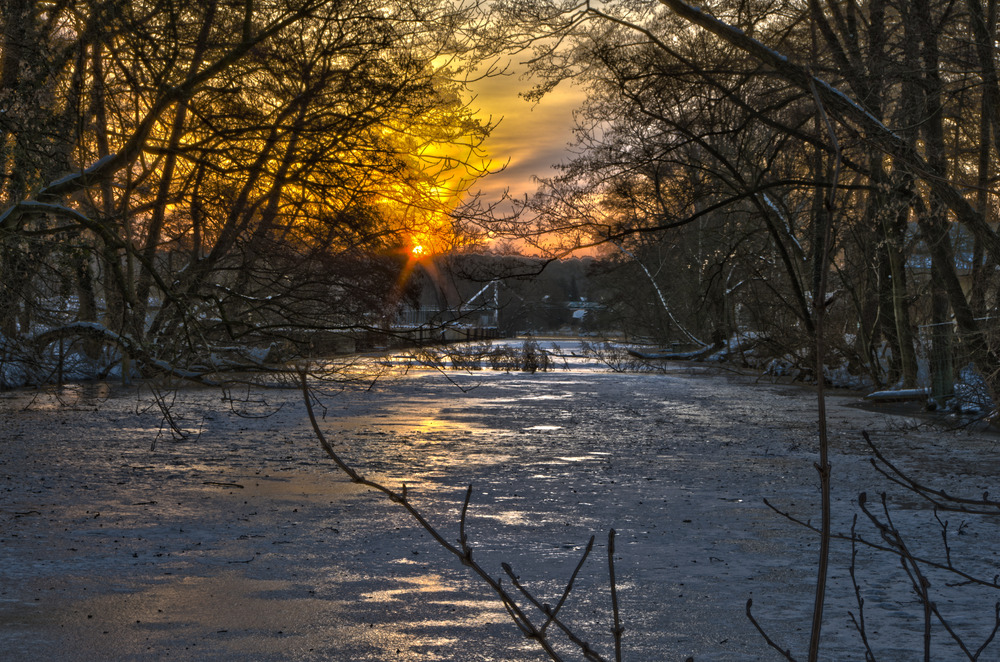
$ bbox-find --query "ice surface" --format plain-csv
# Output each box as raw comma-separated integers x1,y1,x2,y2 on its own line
2,344,999,660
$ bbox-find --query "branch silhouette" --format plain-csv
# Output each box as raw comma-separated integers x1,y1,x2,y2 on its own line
297,365,621,661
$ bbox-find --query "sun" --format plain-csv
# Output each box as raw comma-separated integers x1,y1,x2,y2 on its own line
411,243,429,257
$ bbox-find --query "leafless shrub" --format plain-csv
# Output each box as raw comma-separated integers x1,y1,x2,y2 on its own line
488,339,554,372
579,340,664,373
409,347,447,370
406,342,495,371
441,341,494,370
487,344,520,371
521,339,553,373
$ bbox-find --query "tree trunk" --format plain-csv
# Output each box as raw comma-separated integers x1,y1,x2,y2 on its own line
883,202,919,388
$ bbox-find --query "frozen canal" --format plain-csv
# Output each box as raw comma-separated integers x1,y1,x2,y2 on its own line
2,342,1000,660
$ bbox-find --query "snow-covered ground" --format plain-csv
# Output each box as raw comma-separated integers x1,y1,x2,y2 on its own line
2,341,999,660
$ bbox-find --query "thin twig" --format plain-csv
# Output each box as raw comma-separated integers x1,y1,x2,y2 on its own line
973,603,1000,660
459,484,473,564
543,535,595,633
847,515,877,661
863,432,1000,514
877,495,933,662
933,508,954,569
806,73,841,662
746,598,798,661
299,365,592,662
502,562,609,662
147,383,198,450
608,529,623,662
763,498,1000,589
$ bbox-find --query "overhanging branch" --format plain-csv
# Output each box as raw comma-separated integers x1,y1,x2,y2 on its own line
654,0,1000,264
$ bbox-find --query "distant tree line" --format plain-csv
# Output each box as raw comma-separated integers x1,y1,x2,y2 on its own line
432,253,710,341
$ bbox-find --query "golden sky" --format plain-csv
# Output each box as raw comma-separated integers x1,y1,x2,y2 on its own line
464,64,587,204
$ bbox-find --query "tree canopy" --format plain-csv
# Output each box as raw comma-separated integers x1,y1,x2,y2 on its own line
0,0,492,385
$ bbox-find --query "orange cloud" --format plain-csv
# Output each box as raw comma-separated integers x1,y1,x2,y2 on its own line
465,64,587,203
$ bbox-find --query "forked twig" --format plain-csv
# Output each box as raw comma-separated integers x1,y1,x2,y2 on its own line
502,563,610,662
145,383,203,450
543,536,596,633
847,515,877,662
859,492,1000,660
297,367,560,658
974,603,1000,660
863,431,1000,515
763,498,1000,589
932,509,954,569
297,366,618,661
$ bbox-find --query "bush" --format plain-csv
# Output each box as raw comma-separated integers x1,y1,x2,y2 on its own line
487,340,553,372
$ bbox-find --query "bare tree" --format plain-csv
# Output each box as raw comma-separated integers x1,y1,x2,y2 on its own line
471,0,1000,399
0,0,494,387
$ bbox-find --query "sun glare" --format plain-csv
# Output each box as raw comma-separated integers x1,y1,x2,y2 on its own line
411,243,428,257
